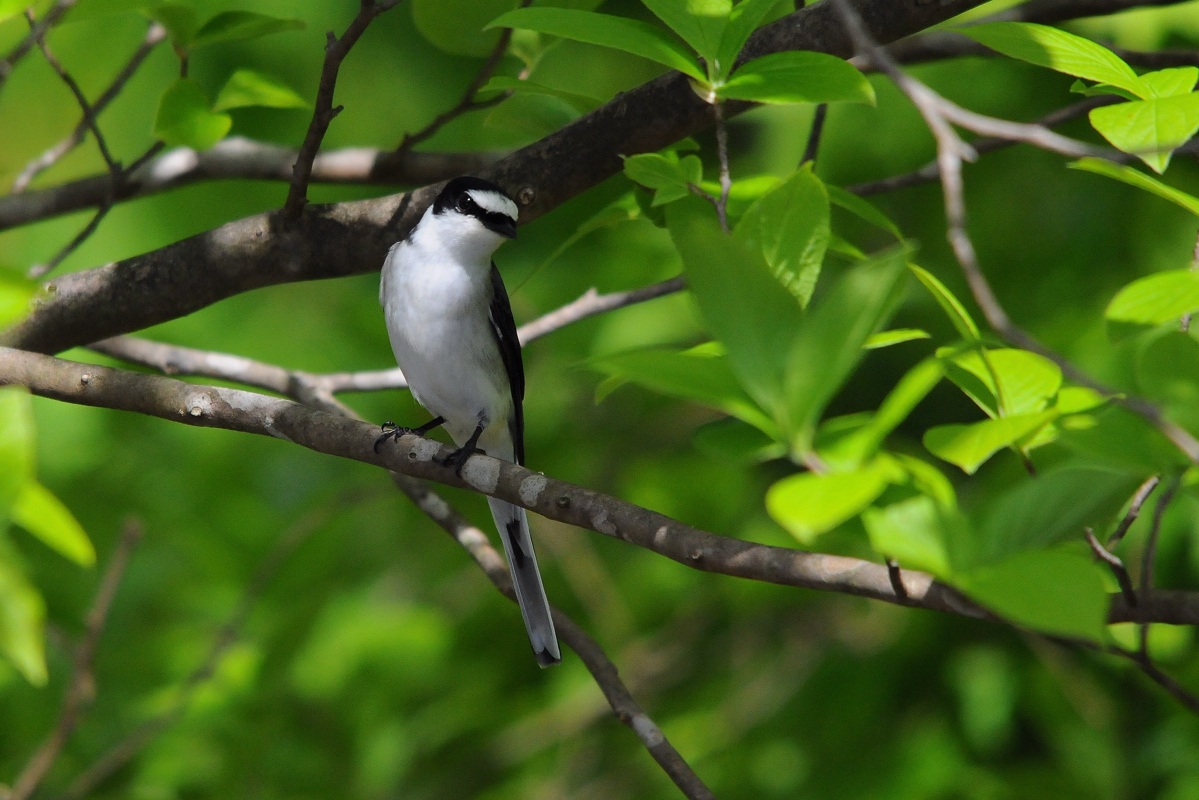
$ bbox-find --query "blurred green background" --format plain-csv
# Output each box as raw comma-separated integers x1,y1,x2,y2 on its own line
4,0,1199,797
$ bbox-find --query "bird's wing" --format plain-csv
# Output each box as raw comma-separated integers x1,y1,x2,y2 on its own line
488,262,525,465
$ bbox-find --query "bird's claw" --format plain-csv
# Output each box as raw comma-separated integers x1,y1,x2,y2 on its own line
374,421,421,453
437,445,483,477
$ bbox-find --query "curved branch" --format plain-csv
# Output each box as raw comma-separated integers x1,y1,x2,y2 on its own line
1,0,993,356
2,346,1193,628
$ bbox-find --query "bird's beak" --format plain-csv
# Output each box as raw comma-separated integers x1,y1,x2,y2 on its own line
495,218,518,239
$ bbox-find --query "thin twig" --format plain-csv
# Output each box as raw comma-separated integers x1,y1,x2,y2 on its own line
396,0,532,153
1140,477,1178,598
1108,474,1161,549
712,103,731,232
284,0,404,218
0,0,77,95
30,203,111,279
1085,527,1137,608
12,22,166,194
834,0,1199,466
30,12,121,181
9,520,142,800
800,103,827,167
58,502,345,800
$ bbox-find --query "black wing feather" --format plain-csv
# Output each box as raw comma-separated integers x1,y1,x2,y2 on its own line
488,263,525,466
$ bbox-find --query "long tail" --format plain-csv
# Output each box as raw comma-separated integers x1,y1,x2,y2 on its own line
487,497,561,667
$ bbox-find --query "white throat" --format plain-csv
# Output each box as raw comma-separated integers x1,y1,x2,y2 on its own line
411,206,506,268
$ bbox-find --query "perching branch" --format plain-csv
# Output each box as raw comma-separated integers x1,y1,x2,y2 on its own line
284,0,404,217
1,0,995,356
3,346,1195,629
9,520,141,800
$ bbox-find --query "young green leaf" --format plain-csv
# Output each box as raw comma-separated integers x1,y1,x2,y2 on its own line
864,328,931,349
0,270,36,330
624,152,702,206
923,411,1057,474
640,0,729,68
827,185,902,239
668,197,805,416
1140,67,1199,100
0,543,47,685
415,0,517,57
863,495,952,578
214,69,309,112
0,388,34,513
1089,92,1199,173
1055,386,1107,415
734,165,830,307
192,10,304,48
910,264,980,340
153,78,232,150
828,358,944,467
894,453,957,510
12,481,95,567
693,417,787,464
1069,79,1139,101
783,251,907,449
959,550,1108,642
592,347,778,436
1106,269,1199,325
943,348,1062,417
480,76,602,113
711,0,782,79
718,51,876,105
487,7,705,80
147,1,199,49
958,22,1145,98
766,459,896,545
1070,158,1199,218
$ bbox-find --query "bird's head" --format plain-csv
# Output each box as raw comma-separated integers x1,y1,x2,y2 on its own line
428,177,519,261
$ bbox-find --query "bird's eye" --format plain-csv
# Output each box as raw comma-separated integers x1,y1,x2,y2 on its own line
458,196,473,212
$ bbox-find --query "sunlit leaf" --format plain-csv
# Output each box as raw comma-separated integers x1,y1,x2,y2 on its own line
214,69,308,111
719,51,876,105
12,481,94,567
923,411,1056,474
714,0,781,78
1140,67,1199,100
0,542,47,685
0,271,36,330
766,459,897,545
192,10,304,48
641,0,728,66
959,22,1145,98
153,78,232,150
864,328,931,349
1089,92,1199,173
488,7,705,79
942,348,1062,417
624,152,702,206
0,388,34,515
863,495,952,578
1070,158,1199,218
1055,386,1108,414
829,358,943,467
1106,269,1199,325
959,550,1108,642
910,264,980,340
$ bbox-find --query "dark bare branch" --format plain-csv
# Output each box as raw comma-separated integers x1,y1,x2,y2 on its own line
800,104,828,167
284,0,404,217
1,0,994,356
1086,528,1137,608
0,0,77,95
9,520,141,800
1108,474,1162,548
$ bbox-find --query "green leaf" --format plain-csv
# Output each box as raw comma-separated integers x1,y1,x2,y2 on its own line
592,348,778,436
718,51,876,105
829,358,944,467
910,264,980,340
714,0,781,79
864,328,931,349
1070,158,1199,218
485,92,579,139
153,78,232,150
959,550,1108,642
1106,269,1199,325
942,348,1062,417
213,69,308,112
1055,386,1107,415
641,0,729,67
0,540,47,685
895,452,957,509
766,459,896,545
976,465,1137,563
863,495,952,578
1069,79,1139,101
923,411,1057,475
0,270,36,330
147,1,198,48
624,152,701,206
416,0,518,57
1089,93,1199,174
783,251,907,450
192,11,304,48
959,22,1145,98
667,197,804,415
827,185,903,239
487,7,705,79
693,417,786,464
0,388,34,515
12,481,94,567
528,193,641,275
479,76,602,113
1137,330,1199,415
1140,67,1199,99
734,164,830,307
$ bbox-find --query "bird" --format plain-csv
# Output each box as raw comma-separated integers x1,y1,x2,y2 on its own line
377,176,561,667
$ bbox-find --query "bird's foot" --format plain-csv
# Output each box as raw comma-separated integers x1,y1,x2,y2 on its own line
437,444,484,477
373,421,420,453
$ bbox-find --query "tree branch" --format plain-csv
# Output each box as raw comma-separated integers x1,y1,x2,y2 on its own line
1,0,995,356
9,520,141,800
284,0,404,217
2,346,1193,629
0,0,77,95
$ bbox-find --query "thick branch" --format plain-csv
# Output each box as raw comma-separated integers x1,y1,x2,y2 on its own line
1,347,1192,628
1,0,992,355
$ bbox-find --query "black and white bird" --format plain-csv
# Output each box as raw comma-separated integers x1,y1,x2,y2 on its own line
377,176,561,667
